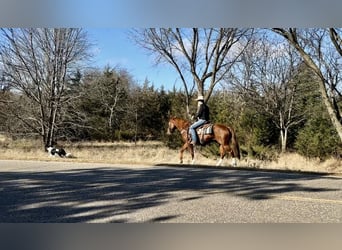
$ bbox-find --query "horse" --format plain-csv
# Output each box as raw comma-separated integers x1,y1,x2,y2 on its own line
167,117,241,166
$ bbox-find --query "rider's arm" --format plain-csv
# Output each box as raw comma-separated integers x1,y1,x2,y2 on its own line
195,103,204,119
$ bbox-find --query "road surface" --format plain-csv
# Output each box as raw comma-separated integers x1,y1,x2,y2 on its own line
0,160,341,222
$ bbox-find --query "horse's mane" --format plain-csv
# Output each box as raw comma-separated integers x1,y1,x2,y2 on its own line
171,117,190,129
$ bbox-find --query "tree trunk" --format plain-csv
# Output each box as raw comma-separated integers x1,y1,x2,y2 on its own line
299,53,342,142
280,128,288,153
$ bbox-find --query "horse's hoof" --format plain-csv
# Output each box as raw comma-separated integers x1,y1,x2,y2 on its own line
216,159,223,166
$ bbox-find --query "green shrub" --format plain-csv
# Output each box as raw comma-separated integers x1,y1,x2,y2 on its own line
244,145,279,161
295,116,340,160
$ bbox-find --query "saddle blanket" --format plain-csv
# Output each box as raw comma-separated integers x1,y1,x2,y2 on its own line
197,123,213,135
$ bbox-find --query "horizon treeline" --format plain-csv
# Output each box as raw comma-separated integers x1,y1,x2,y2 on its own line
0,28,341,160
0,65,340,160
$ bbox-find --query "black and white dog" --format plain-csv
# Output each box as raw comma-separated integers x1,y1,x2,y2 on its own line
46,146,71,158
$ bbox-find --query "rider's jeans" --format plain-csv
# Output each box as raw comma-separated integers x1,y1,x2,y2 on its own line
189,119,206,144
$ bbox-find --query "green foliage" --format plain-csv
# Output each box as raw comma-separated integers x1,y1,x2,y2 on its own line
130,79,171,140
168,88,189,118
64,73,173,142
198,143,220,159
238,109,278,149
208,92,241,126
293,66,341,160
164,131,183,149
295,115,340,160
59,67,133,141
244,144,278,161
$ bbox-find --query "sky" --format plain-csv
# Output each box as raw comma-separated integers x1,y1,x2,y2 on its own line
86,28,181,90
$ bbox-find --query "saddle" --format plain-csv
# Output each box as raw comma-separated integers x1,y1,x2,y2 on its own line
189,122,213,145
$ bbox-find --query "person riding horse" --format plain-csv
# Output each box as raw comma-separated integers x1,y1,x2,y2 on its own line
189,95,210,145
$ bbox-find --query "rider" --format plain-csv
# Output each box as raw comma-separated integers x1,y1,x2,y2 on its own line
189,95,210,145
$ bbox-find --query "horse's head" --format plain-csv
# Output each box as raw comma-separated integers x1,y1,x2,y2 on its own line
167,118,176,135
167,117,190,135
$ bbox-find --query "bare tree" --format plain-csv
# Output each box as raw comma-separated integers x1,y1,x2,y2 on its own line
229,34,312,152
80,67,131,141
272,28,342,142
132,28,252,117
329,28,342,57
0,28,90,147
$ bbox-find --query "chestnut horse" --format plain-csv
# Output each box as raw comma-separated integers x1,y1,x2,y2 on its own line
167,117,240,166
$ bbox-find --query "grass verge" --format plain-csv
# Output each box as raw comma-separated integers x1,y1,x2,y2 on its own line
0,138,341,174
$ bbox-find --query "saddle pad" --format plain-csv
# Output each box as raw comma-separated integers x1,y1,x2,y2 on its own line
197,123,213,135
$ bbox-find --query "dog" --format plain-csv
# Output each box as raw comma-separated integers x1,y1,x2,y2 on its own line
46,146,72,158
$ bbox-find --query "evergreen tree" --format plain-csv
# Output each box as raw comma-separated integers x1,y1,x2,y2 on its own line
295,112,340,160
294,73,341,159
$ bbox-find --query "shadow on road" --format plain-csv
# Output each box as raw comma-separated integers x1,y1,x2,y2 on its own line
0,163,339,222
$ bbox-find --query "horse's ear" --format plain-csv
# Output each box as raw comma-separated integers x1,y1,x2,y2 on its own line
169,114,175,120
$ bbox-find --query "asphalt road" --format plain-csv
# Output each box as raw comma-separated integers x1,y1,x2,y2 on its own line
0,160,341,222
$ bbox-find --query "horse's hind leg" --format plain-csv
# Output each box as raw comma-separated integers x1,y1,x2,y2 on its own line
216,145,226,166
189,145,195,164
231,157,237,167
217,144,232,166
229,148,238,167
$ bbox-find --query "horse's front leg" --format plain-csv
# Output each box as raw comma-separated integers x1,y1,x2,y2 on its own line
179,142,189,164
179,142,195,164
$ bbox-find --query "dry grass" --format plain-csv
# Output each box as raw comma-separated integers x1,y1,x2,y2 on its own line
243,153,342,174
0,139,182,165
0,137,341,174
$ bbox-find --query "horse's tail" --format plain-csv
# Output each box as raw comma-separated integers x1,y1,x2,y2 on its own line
228,127,241,159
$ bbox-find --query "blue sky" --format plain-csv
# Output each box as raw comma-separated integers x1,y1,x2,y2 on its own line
86,28,181,90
